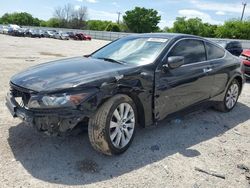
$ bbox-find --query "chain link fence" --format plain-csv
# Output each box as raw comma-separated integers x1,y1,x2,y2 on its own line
2,25,250,48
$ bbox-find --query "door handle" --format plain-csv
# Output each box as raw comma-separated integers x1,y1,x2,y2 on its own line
203,67,213,73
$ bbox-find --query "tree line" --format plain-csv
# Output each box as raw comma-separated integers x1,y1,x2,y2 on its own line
1,4,250,40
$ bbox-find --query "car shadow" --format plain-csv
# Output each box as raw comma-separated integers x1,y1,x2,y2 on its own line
7,102,250,185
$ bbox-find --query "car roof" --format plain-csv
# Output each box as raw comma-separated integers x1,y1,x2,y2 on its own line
124,33,226,50
127,33,204,40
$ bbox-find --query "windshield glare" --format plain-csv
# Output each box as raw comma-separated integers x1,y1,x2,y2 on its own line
91,37,168,65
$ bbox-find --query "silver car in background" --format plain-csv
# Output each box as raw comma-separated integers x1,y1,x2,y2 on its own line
54,31,69,40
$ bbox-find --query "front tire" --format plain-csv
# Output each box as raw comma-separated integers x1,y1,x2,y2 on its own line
214,79,240,112
88,94,137,155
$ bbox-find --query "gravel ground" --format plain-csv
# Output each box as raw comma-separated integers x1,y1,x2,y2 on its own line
0,34,250,188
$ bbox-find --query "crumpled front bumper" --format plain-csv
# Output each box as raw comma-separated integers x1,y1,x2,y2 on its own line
5,92,86,135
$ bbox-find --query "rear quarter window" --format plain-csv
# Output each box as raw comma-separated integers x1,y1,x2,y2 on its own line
206,42,225,60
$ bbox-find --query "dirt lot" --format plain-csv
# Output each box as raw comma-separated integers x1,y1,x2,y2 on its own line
0,34,250,188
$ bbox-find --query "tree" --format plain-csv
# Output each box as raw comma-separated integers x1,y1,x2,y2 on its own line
119,22,129,32
0,12,42,26
45,18,63,28
70,6,87,29
123,7,161,33
202,23,217,38
54,6,65,21
171,17,202,35
86,20,112,30
53,3,87,29
39,20,48,27
215,20,250,39
170,17,217,37
162,26,170,32
105,23,121,32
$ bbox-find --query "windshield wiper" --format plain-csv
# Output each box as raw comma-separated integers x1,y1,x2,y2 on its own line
97,57,125,65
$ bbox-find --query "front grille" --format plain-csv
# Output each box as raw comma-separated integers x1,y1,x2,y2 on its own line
10,83,35,108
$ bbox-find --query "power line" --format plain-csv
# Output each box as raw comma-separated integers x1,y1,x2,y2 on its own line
241,2,247,21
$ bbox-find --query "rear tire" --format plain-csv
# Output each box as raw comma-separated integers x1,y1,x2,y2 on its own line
88,94,137,155
214,79,240,112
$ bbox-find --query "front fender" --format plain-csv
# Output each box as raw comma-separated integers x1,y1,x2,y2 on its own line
79,80,153,127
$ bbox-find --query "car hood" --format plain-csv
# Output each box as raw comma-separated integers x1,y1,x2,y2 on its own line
11,57,131,92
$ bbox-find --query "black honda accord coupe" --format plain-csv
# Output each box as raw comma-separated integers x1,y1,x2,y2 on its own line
6,33,245,155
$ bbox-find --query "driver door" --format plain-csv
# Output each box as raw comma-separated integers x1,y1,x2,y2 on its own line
154,39,214,121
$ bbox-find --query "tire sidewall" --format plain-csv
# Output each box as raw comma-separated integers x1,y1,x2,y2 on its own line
104,96,137,155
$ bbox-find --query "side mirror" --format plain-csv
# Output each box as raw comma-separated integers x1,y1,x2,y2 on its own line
164,56,185,69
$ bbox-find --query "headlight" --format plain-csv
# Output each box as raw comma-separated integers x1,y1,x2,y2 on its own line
27,93,90,109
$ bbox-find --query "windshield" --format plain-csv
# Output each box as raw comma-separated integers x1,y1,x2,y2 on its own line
91,37,168,65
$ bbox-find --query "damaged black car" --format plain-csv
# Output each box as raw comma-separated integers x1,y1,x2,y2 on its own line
6,33,245,155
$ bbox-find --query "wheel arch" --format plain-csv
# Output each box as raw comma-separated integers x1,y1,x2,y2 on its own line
213,74,243,112
96,89,146,128
120,91,146,128
234,75,243,94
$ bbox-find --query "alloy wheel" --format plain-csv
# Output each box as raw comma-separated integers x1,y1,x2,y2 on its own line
109,103,135,149
225,83,239,109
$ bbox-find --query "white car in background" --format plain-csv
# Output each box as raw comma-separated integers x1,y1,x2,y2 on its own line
8,24,21,30
0,25,3,33
0,26,10,34
54,31,70,40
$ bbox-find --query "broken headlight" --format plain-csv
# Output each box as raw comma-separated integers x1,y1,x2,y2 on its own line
27,93,90,109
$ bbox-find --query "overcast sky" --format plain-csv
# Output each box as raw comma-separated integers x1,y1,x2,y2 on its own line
0,0,249,28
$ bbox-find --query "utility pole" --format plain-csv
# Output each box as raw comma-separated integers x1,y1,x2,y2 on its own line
117,12,121,24
241,2,247,21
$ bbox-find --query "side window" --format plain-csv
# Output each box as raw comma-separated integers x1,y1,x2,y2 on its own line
168,39,206,64
206,42,225,60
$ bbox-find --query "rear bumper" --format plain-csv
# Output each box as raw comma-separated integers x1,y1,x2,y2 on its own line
5,92,86,135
